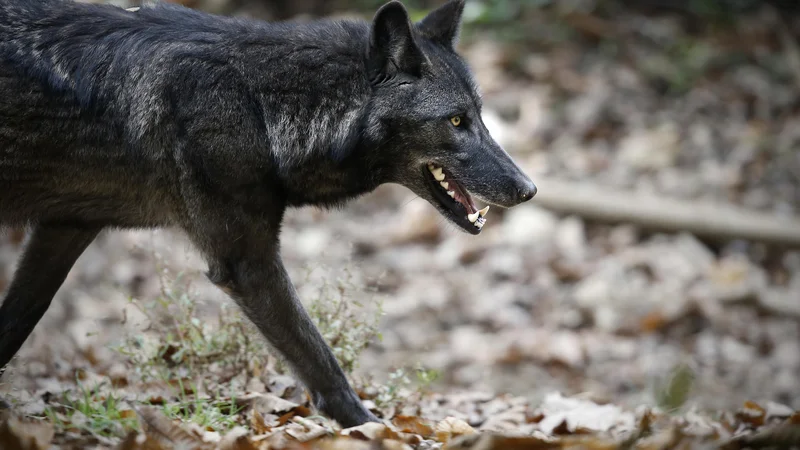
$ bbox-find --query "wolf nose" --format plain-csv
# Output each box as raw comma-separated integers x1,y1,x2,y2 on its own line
517,180,537,203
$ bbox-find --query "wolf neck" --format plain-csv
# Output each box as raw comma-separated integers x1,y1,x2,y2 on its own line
239,21,382,206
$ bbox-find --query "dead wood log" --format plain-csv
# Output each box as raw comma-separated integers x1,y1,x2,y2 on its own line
532,177,800,248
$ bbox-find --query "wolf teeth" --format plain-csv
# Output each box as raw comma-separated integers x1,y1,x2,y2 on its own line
428,164,485,230
429,166,445,181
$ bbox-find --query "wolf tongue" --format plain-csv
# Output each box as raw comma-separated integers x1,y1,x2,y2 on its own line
454,191,476,214
449,180,476,213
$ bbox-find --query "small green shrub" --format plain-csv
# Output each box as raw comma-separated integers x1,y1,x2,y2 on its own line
373,364,441,410
43,381,139,439
304,264,384,376
113,271,268,383
654,362,696,413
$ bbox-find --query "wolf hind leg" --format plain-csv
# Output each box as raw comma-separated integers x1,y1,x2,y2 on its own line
0,224,100,376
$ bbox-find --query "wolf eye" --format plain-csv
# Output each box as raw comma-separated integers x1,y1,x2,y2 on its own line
450,116,462,127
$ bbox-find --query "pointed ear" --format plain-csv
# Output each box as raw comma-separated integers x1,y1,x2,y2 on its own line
417,0,465,48
369,1,425,81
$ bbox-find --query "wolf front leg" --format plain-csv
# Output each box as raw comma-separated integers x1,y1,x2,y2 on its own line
0,224,100,375
204,243,379,428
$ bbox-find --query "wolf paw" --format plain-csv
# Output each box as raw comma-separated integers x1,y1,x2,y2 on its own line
314,388,379,428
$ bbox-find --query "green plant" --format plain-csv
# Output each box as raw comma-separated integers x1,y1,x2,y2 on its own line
373,364,441,409
160,379,245,432
43,380,139,439
654,362,696,413
107,256,384,434
305,264,384,375
113,271,268,383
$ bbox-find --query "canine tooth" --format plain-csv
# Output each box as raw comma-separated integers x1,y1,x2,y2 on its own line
447,191,455,198
468,211,479,223
440,181,449,189
478,206,490,217
475,219,484,229
432,167,445,181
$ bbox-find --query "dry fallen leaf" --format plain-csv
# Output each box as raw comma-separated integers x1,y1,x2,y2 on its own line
0,413,54,450
245,393,300,415
444,432,561,450
536,393,636,435
391,415,434,438
341,422,393,440
737,401,766,427
435,417,477,444
219,427,260,450
136,406,211,449
250,409,272,435
116,432,169,450
294,437,373,450
285,416,330,442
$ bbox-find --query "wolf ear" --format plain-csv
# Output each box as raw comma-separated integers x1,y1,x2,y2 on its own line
369,1,425,81
417,0,465,49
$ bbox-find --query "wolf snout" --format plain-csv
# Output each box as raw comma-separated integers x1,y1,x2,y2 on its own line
509,177,538,206
516,178,537,204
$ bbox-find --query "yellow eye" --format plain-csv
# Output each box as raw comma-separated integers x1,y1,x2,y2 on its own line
450,116,462,127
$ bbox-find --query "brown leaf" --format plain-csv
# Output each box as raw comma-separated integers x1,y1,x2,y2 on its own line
246,393,303,415
116,431,169,450
341,422,391,441
219,427,260,450
285,417,331,442
160,344,181,365
136,406,209,449
0,414,54,450
391,415,434,438
250,409,272,435
381,440,414,450
525,413,545,424
167,377,196,396
276,405,311,427
444,433,560,450
146,396,166,406
639,311,668,333
737,401,766,427
550,419,571,435
291,437,373,450
496,344,526,365
435,417,476,444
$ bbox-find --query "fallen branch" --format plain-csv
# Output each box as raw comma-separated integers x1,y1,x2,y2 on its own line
532,177,800,248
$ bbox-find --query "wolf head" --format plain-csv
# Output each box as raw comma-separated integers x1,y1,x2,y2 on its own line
364,0,537,235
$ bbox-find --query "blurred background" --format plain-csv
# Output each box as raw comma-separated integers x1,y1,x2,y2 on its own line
2,0,799,416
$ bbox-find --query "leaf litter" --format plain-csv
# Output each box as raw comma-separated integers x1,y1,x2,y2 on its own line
2,374,798,450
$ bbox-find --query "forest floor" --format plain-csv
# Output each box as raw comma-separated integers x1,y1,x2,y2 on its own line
1,0,799,448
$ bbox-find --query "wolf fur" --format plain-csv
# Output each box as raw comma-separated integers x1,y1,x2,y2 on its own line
0,0,536,426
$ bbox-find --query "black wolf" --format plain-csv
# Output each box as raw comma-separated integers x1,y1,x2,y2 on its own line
0,0,536,426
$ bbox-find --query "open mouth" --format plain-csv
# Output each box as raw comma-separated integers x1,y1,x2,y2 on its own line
424,163,489,234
